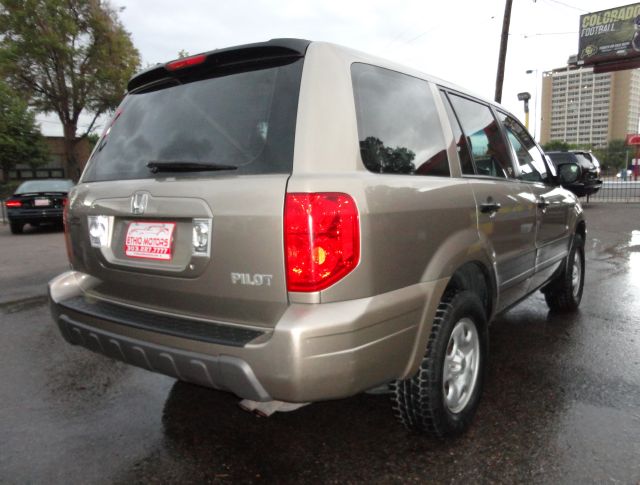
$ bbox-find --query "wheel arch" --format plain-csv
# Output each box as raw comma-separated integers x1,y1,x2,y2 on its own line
404,237,497,379
443,261,495,321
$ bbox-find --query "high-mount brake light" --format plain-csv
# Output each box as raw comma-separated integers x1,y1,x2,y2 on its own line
5,200,22,208
166,54,207,71
284,193,360,292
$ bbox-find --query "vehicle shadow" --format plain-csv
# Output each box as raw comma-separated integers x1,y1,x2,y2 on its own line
10,223,64,235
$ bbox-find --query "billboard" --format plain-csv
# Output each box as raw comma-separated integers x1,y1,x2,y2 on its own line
578,3,640,67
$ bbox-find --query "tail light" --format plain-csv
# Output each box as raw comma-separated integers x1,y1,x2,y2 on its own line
284,193,360,292
63,198,72,263
5,200,21,208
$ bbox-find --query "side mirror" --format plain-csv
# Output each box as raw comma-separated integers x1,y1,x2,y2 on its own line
558,162,580,185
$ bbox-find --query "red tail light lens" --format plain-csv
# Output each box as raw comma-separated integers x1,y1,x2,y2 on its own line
6,200,21,208
166,54,207,71
285,193,360,292
63,198,72,263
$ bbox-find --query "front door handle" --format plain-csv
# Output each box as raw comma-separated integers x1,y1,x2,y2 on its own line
480,201,502,214
537,197,550,210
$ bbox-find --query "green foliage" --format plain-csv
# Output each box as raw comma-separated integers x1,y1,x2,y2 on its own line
542,140,595,152
0,179,20,198
359,137,416,174
543,139,629,171
86,132,99,149
592,139,627,170
542,140,571,152
0,80,49,181
0,0,140,179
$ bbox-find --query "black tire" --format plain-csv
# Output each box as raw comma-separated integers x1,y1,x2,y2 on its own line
392,290,488,438
9,221,23,234
543,234,584,312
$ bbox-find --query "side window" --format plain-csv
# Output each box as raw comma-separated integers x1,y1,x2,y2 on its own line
440,91,475,175
448,94,514,179
351,63,450,176
497,112,548,183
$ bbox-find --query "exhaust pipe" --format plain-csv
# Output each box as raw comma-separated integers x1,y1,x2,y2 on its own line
239,399,309,417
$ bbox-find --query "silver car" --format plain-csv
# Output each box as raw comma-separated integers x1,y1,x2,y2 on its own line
49,39,585,438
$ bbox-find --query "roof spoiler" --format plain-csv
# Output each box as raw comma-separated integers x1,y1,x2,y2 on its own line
127,38,311,92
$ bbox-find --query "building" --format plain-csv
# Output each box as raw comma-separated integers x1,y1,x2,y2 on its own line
540,65,640,147
9,136,92,180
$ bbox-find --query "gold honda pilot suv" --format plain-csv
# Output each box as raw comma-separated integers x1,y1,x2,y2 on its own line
49,39,586,438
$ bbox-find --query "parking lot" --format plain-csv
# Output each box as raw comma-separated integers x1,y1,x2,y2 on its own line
1,204,639,484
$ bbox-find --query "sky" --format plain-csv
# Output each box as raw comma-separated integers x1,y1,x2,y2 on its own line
37,0,627,141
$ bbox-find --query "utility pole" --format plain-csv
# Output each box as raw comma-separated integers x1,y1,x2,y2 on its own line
494,0,513,103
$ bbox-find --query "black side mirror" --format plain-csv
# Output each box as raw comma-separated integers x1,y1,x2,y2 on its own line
558,162,580,185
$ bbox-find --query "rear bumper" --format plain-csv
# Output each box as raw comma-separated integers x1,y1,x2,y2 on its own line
569,180,602,197
49,271,445,402
8,208,63,223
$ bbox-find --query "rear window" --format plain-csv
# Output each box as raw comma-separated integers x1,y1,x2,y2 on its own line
15,179,73,194
546,152,575,165
82,59,304,182
351,63,450,177
574,153,594,167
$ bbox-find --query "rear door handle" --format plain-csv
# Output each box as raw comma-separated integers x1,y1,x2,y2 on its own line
480,201,501,214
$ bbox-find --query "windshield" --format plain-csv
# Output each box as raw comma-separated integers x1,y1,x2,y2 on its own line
82,59,303,182
15,179,73,194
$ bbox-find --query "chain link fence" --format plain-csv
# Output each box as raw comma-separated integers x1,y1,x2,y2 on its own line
588,169,640,203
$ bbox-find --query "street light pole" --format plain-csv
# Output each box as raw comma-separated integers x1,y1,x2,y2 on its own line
526,69,539,139
518,92,531,130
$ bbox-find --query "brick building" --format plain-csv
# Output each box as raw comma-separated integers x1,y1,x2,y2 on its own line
9,136,92,180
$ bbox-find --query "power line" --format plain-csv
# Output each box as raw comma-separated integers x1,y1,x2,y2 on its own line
543,0,588,13
512,31,577,37
383,12,499,52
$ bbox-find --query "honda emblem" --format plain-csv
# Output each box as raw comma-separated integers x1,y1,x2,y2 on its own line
131,192,149,215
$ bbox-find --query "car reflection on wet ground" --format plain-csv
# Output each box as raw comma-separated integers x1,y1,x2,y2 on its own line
1,205,639,484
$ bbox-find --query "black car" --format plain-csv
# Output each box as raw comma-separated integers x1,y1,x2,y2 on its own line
545,151,603,198
4,179,73,234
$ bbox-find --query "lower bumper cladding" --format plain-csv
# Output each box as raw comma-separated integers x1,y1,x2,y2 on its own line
55,312,271,401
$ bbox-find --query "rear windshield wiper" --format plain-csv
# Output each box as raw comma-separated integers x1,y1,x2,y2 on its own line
147,161,238,173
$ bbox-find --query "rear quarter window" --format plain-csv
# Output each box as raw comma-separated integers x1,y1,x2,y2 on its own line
351,63,450,177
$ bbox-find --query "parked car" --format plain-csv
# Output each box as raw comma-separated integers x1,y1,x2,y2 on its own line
617,168,633,179
5,178,73,234
545,151,603,197
49,39,586,439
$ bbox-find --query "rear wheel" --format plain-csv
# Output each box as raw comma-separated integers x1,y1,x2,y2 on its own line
543,234,584,312
9,221,23,234
392,291,487,438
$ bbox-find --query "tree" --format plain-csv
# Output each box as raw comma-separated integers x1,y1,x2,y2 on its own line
0,80,49,181
593,139,627,171
360,137,416,174
542,140,570,152
0,0,140,180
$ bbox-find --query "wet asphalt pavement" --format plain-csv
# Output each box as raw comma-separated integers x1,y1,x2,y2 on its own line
1,205,639,484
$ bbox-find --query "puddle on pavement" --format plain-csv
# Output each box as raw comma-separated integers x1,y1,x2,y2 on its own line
0,295,48,314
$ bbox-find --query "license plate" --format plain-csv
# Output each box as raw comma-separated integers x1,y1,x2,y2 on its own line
125,222,176,260
34,198,50,207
